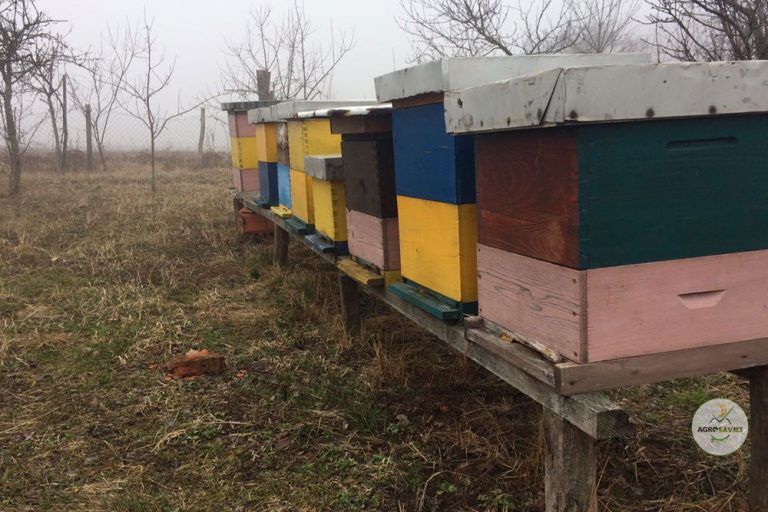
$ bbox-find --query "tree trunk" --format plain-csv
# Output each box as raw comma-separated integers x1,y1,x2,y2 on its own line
3,73,22,197
197,107,205,169
85,104,93,173
45,94,62,173
61,74,68,172
150,134,156,193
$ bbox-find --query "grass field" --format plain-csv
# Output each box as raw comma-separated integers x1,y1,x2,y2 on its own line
0,167,753,511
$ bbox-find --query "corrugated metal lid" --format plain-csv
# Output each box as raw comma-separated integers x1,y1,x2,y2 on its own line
445,61,768,133
298,104,392,119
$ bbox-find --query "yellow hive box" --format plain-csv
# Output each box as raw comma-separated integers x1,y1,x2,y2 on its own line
289,169,314,224
255,123,278,163
312,179,347,241
288,121,305,171
397,195,478,303
230,136,258,169
303,119,341,157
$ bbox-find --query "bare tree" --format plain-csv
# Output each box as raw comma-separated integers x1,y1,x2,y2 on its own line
397,0,641,60
647,0,768,61
119,13,207,192
71,25,136,172
30,34,71,172
0,0,60,197
223,1,354,100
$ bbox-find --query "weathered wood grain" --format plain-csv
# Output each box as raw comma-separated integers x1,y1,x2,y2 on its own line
346,209,400,271
397,195,478,303
342,137,397,218
274,224,289,267
587,248,768,362
556,336,768,395
543,410,597,512
339,273,361,335
750,366,768,511
477,244,584,362
287,121,305,171
277,122,290,166
476,129,580,268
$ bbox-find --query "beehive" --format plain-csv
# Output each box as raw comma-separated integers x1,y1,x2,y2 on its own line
246,106,281,208
304,155,348,254
273,100,374,234
222,101,275,194
445,60,768,363
327,105,401,286
374,54,649,319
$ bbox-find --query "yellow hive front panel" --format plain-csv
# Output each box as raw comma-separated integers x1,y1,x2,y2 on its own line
230,136,259,169
396,196,478,303
255,123,278,163
288,121,305,171
312,179,347,241
289,169,315,224
303,119,341,157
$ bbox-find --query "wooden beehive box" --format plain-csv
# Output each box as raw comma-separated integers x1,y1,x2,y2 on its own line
247,106,281,208
445,61,768,363
222,101,275,193
272,100,373,232
329,105,400,283
375,54,650,319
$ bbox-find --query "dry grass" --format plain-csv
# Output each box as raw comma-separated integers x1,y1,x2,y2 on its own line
0,167,753,511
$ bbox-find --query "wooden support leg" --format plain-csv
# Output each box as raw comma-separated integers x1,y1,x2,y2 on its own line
274,224,289,267
338,273,361,336
543,409,597,512
751,366,768,512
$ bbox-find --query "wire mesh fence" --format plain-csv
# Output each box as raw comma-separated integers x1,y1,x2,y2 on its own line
19,106,231,172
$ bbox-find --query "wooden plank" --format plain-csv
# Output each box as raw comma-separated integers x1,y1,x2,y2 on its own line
477,244,583,363
239,169,260,194
277,163,292,209
338,273,361,335
397,195,478,303
257,161,279,206
476,129,580,268
274,224,289,267
465,328,556,387
346,210,400,271
303,118,341,156
389,281,462,321
365,286,633,440
392,103,476,205
586,249,768,362
230,136,259,169
233,111,256,138
750,366,768,512
555,337,768,395
342,137,397,218
289,169,314,224
255,123,277,163
579,116,768,268
543,410,597,512
337,258,385,287
391,92,444,109
305,155,344,181
312,179,347,242
287,121,305,171
277,122,290,166
330,115,391,135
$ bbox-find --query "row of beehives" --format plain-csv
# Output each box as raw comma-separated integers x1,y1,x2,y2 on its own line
223,54,768,366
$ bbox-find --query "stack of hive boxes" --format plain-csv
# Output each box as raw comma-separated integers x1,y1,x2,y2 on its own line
223,101,273,193
276,100,373,236
274,119,293,218
374,55,648,320
445,61,768,363
247,106,280,208
328,105,401,286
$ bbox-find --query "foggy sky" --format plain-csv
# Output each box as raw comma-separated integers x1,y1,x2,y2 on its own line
38,0,415,103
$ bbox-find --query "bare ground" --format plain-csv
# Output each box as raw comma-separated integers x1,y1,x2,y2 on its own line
0,167,752,511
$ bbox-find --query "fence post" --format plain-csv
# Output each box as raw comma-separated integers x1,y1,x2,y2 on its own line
198,107,206,169
257,70,273,100
85,104,93,172
61,74,69,172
